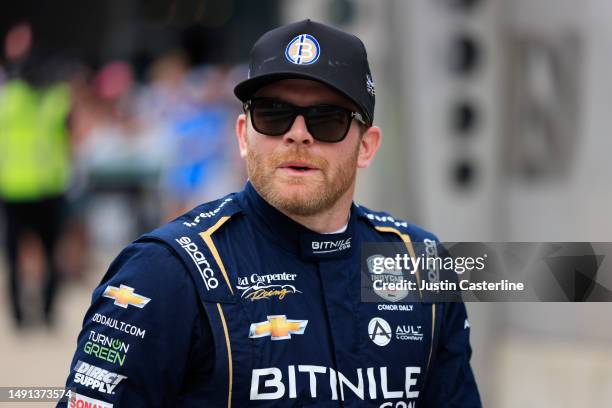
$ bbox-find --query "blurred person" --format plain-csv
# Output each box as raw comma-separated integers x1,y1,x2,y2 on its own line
138,50,202,218
75,60,168,236
58,20,481,407
136,52,241,220
195,64,247,195
55,65,100,282
0,22,72,328
161,64,242,218
72,60,139,176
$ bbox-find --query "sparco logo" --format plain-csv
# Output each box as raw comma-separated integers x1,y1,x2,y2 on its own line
424,238,441,286
311,237,352,254
183,198,232,227
176,236,218,290
73,360,127,395
250,365,421,403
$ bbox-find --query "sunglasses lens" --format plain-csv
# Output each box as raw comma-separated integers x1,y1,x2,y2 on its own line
251,99,295,136
305,105,351,143
249,99,353,142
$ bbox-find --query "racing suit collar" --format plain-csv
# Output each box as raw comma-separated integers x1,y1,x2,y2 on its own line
239,181,357,260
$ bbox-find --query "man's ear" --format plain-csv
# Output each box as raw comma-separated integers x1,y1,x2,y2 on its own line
357,125,381,168
236,113,248,159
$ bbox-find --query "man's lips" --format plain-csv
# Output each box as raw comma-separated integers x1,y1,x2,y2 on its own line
277,161,319,172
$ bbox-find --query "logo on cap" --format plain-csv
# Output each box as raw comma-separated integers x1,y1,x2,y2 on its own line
366,74,375,97
285,34,320,65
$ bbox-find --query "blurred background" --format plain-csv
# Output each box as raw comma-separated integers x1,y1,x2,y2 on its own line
0,0,611,406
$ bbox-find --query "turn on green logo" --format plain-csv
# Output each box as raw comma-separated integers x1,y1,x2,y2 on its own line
84,330,130,366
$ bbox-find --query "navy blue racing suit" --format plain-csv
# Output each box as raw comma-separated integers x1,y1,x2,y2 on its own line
58,182,481,407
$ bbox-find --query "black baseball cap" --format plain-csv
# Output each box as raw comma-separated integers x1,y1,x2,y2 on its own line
234,19,376,126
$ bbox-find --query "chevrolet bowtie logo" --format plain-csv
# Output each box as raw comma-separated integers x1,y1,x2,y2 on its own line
103,284,151,309
249,315,308,340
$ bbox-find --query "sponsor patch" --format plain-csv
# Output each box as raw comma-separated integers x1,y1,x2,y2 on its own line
423,238,441,288
91,313,146,339
311,237,351,254
236,273,301,302
68,391,113,408
83,330,130,367
102,285,150,309
249,365,421,402
176,236,219,291
364,212,409,228
396,325,424,342
249,315,308,340
183,198,232,228
368,317,392,346
72,360,127,395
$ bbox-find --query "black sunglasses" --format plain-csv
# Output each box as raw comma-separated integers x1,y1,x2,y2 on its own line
244,97,367,143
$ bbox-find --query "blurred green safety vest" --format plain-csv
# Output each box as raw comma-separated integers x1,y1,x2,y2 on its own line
0,79,71,201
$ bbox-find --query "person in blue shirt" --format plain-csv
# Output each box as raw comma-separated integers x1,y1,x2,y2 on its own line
59,19,481,407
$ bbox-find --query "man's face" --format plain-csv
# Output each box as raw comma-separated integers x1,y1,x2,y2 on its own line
236,79,366,217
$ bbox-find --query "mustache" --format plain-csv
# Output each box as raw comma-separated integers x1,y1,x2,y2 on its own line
268,150,328,169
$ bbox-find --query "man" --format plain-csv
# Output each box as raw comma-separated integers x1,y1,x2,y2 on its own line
59,20,481,407
1,21,71,328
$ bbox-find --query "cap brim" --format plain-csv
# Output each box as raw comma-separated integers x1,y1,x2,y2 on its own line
234,72,370,124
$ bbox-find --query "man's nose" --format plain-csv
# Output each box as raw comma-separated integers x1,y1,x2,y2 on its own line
281,115,314,146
